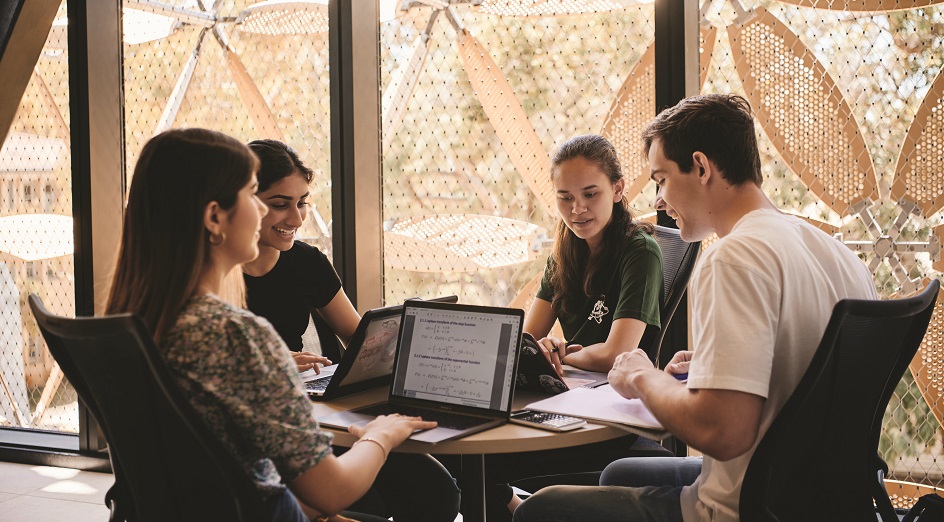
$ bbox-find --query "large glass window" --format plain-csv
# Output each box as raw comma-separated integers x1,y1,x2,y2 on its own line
381,1,656,318
0,1,76,434
122,0,333,255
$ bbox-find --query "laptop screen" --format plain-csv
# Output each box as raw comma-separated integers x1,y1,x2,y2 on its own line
393,302,522,412
340,306,403,385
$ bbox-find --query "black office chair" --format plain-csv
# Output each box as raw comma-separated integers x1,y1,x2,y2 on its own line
739,279,940,522
28,295,266,522
624,226,700,458
645,225,701,367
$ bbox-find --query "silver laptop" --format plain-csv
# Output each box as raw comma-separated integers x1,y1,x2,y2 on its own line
317,300,524,443
303,296,458,401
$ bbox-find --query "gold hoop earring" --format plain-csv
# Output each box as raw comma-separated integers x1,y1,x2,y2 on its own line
209,232,225,246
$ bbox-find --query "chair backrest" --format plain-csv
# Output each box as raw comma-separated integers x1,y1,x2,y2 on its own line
28,295,266,522
643,225,701,364
907,288,944,435
739,279,940,522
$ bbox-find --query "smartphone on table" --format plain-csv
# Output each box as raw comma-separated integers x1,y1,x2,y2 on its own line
509,410,586,432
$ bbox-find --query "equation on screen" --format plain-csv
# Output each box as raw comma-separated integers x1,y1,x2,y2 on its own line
408,317,498,400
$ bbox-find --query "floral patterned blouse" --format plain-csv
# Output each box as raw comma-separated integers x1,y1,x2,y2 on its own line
161,293,333,498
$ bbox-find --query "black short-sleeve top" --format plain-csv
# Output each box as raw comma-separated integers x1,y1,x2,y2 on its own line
244,241,343,352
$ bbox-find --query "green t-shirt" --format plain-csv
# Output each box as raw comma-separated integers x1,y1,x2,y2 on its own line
535,230,663,348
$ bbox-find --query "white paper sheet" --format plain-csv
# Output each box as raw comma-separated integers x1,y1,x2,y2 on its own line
526,384,664,430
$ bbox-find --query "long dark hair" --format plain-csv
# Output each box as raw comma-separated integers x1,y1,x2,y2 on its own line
549,134,653,318
247,139,314,191
106,129,259,342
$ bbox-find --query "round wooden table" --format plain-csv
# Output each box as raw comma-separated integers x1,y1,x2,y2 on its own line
312,387,665,521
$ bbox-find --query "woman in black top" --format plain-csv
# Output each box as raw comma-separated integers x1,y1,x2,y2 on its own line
242,139,460,522
242,140,359,372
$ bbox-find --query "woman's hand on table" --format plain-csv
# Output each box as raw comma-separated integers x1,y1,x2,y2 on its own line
349,414,438,449
536,336,583,377
293,352,332,372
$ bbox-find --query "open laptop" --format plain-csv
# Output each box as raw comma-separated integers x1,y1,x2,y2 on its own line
302,296,458,401
317,300,524,443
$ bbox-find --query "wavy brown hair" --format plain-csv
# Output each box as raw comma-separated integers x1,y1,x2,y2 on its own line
549,135,653,318
106,129,259,342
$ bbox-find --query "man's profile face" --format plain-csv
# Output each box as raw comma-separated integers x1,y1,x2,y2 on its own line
649,139,711,242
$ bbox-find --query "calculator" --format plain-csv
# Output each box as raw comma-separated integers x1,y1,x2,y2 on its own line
509,410,587,432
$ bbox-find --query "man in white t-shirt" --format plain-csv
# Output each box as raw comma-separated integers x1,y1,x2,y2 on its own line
514,94,877,522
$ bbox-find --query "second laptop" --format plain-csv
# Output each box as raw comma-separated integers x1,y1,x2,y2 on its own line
318,300,524,443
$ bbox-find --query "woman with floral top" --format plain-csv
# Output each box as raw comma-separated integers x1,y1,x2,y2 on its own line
242,139,461,522
106,128,438,522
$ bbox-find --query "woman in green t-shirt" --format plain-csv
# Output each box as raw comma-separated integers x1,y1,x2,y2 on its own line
489,135,665,520
525,134,664,375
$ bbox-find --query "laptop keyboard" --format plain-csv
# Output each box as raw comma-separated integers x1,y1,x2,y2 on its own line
357,404,490,431
305,376,332,394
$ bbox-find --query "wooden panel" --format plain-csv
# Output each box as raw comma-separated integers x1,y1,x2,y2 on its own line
474,0,639,18
885,479,944,510
0,0,60,146
935,224,944,273
699,25,716,89
777,0,943,11
729,7,878,216
909,286,944,429
600,25,714,204
382,30,432,151
601,44,655,202
457,29,556,216
385,214,541,272
892,69,944,218
218,28,284,141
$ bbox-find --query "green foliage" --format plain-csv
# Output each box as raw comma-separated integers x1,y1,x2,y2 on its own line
881,371,942,465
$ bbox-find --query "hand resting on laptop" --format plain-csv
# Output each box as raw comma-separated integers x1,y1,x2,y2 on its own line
347,414,438,453
292,352,332,373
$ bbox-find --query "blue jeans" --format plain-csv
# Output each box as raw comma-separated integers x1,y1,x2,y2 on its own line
265,487,393,522
265,488,309,522
513,457,702,522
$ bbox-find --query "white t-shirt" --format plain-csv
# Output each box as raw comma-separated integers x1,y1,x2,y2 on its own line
679,209,877,522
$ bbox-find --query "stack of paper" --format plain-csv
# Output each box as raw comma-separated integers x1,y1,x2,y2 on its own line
526,384,664,430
